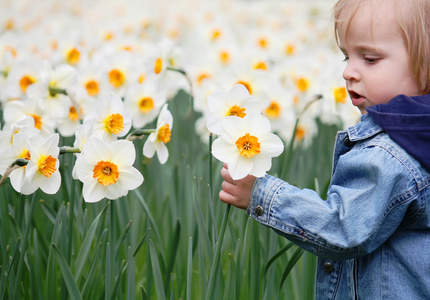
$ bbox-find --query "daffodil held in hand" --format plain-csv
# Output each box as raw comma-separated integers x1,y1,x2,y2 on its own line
211,113,284,180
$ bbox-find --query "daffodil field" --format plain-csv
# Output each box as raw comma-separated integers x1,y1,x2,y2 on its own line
0,0,360,299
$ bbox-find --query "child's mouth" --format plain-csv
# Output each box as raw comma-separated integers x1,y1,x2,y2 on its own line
348,90,365,107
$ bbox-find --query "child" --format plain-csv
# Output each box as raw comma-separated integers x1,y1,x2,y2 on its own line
219,0,430,299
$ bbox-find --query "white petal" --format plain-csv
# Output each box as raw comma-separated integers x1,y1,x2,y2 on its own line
143,139,156,158
83,180,106,203
154,142,169,164
109,140,136,165
259,134,284,157
118,166,144,190
249,156,272,177
228,156,253,180
211,138,239,164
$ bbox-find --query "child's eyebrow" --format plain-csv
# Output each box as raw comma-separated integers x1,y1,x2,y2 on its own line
339,45,380,54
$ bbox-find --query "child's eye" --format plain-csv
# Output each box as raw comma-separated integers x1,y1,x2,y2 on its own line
342,55,349,62
364,56,379,64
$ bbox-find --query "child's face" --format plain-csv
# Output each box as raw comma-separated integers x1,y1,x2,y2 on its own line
338,0,420,114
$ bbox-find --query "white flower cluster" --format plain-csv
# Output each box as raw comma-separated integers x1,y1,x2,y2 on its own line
0,0,360,200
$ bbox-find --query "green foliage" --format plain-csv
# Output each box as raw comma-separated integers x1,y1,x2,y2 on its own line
0,90,340,299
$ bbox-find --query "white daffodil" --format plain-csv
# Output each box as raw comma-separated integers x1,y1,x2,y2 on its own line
83,92,132,142
25,133,61,195
211,113,284,180
0,130,39,194
73,136,144,203
5,59,45,100
3,97,56,137
143,104,173,164
206,83,261,135
123,77,167,129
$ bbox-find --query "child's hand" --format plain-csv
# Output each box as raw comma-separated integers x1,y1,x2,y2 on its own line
219,163,257,210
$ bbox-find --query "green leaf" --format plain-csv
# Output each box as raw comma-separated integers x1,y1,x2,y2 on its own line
51,243,83,300
149,239,166,300
263,241,295,278
279,247,305,289
74,202,108,282
114,219,132,260
127,246,136,300
186,237,193,300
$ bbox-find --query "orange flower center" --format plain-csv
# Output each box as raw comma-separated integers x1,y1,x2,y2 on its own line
265,101,281,118
296,77,309,92
93,161,119,186
108,69,125,88
219,51,230,64
157,124,171,144
19,75,36,92
138,97,154,113
104,113,124,134
253,61,268,71
66,48,80,65
226,105,246,118
334,86,347,104
68,106,82,121
236,80,253,94
38,155,57,177
85,79,99,96
236,133,260,158
154,57,163,74
28,114,42,130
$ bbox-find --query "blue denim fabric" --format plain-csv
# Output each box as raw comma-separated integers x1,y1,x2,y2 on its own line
247,114,430,299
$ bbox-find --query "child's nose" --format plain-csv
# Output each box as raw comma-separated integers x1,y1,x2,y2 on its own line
342,62,360,82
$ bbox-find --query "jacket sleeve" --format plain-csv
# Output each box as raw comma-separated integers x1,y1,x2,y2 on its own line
247,144,418,260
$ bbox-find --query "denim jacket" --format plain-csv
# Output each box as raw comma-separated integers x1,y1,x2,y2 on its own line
247,114,430,299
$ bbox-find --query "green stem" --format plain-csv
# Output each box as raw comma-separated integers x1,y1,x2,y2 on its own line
205,203,231,300
12,193,38,299
49,87,68,97
125,129,156,141
59,147,81,154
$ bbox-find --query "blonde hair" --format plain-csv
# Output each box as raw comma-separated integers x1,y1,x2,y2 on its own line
333,0,430,94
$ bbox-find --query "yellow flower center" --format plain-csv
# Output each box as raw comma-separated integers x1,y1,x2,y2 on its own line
333,86,347,104
265,101,281,118
138,97,154,113
19,149,31,160
236,80,253,94
84,79,99,96
253,61,268,71
154,57,163,74
38,155,57,177
295,126,305,141
28,114,42,130
257,37,268,49
157,124,171,144
104,113,124,135
19,75,36,92
68,106,82,121
138,73,146,84
93,161,119,186
108,69,125,88
296,77,309,92
5,45,17,57
285,43,295,56
211,29,222,41
197,72,211,86
236,133,260,158
66,48,80,65
219,51,230,64
226,105,246,118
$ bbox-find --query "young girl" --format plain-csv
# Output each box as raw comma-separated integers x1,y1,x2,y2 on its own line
219,0,430,298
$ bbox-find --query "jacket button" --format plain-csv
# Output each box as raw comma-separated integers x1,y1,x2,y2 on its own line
343,136,354,147
323,262,334,273
254,206,264,216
